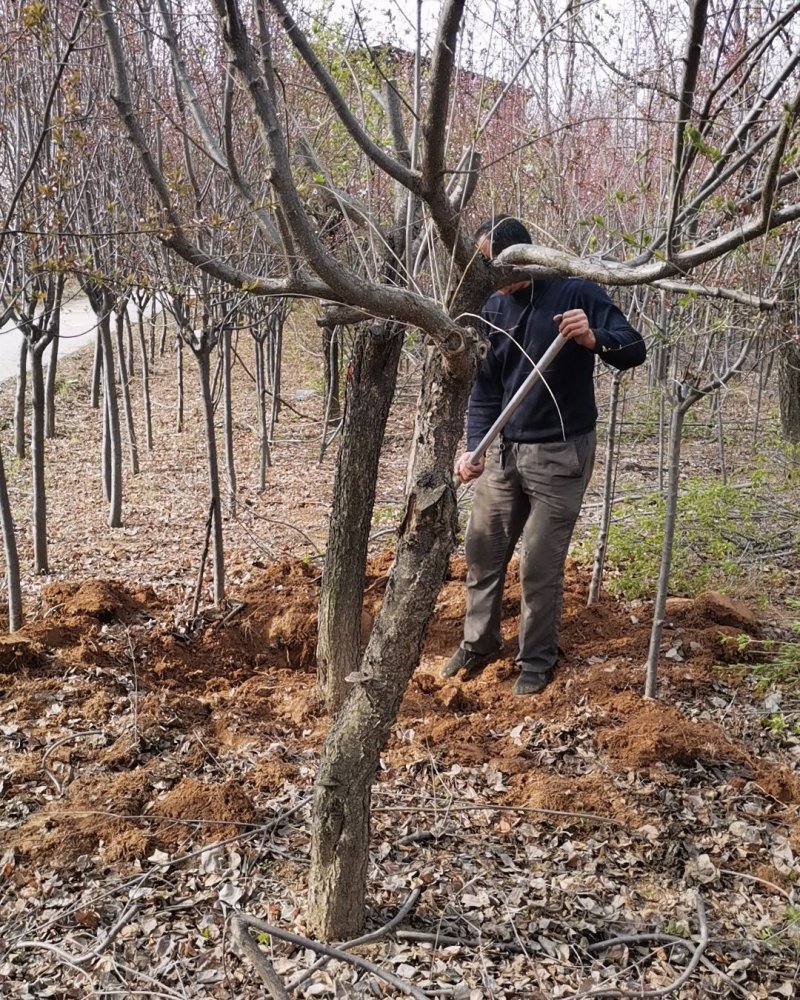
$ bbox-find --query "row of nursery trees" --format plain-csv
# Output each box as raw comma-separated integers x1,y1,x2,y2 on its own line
1,0,799,941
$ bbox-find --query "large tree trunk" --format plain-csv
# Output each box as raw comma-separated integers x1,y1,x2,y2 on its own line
316,324,404,715
778,335,800,443
307,340,476,939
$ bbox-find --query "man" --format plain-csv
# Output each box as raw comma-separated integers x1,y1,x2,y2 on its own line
443,215,646,695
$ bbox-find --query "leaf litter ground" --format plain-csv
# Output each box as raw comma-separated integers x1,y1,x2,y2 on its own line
1,333,799,998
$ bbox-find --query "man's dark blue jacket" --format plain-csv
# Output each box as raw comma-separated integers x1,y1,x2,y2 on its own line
466,277,646,449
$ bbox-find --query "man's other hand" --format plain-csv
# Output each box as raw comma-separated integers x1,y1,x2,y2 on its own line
554,309,597,350
455,451,485,484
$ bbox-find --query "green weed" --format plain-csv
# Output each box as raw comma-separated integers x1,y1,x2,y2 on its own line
575,477,799,601
720,611,800,695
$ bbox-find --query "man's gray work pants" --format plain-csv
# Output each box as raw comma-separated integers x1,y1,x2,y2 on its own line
463,432,596,676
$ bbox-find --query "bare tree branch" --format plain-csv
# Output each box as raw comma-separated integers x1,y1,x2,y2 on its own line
667,0,709,256
266,0,419,193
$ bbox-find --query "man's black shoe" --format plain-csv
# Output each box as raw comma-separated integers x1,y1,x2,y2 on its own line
512,670,552,696
441,645,501,679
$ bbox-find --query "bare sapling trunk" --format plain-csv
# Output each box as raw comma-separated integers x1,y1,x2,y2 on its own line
0,446,22,631
644,397,691,698
14,339,27,459
194,347,225,605
322,323,341,423
308,341,477,939
254,337,270,490
318,323,342,463
136,310,154,450
644,329,752,697
90,331,102,409
29,344,49,574
44,323,59,439
98,311,123,527
716,396,728,484
588,369,623,605
221,326,237,515
159,306,169,357
176,335,184,433
124,309,135,377
316,324,404,715
778,335,800,443
268,317,282,435
148,307,157,365
102,397,111,502
114,310,140,474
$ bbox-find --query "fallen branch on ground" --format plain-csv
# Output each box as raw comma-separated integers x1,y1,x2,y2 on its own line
230,904,432,1000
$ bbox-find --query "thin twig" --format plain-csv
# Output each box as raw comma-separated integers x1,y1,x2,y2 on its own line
240,513,323,554
231,911,432,999
372,802,624,826
719,868,794,901
396,928,524,953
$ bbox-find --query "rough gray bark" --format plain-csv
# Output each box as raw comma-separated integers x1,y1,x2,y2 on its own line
316,324,404,715
308,339,477,938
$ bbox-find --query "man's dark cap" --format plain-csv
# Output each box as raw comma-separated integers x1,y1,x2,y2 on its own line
473,215,532,257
